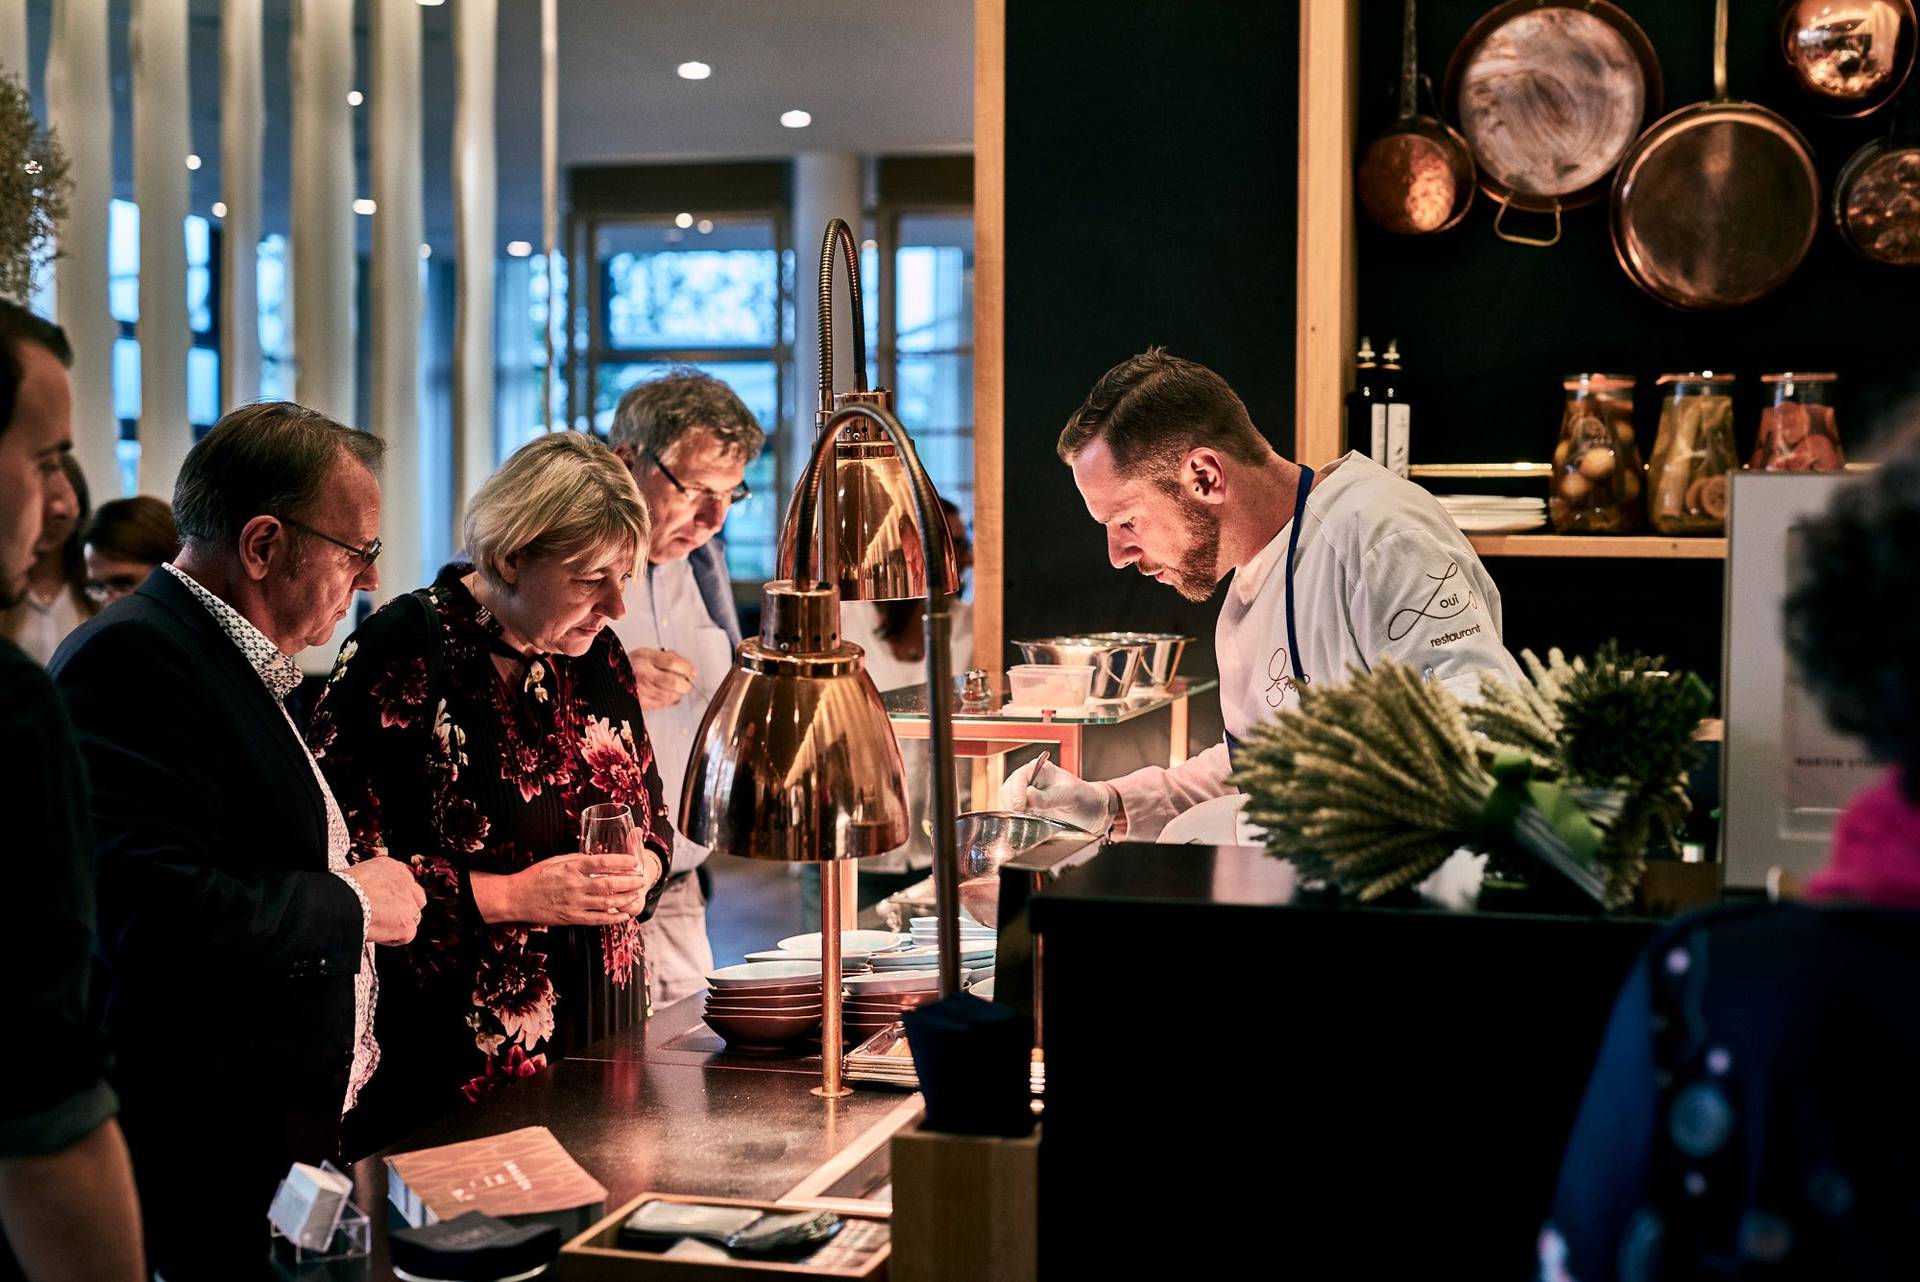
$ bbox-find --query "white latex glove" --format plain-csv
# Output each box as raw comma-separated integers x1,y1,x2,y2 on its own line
999,756,1116,835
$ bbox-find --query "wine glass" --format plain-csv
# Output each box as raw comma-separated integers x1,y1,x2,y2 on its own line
579,802,635,858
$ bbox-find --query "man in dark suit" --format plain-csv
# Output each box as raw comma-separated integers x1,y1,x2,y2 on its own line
52,402,424,1275
0,307,143,1281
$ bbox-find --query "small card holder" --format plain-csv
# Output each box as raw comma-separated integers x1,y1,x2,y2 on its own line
267,1159,371,1264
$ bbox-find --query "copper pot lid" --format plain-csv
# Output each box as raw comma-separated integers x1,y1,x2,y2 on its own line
1760,371,1838,382
1612,105,1821,309
1781,0,1916,117
1835,141,1920,263
1447,1,1660,210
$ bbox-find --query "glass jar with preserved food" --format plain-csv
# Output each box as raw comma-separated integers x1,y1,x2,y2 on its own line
1751,372,1845,472
1647,373,1738,535
1549,373,1644,534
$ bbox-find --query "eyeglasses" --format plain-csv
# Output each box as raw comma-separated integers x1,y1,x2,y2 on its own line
648,447,751,507
277,516,382,567
83,576,144,606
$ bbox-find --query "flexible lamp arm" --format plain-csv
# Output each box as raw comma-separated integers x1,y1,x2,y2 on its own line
816,217,870,422
784,400,964,998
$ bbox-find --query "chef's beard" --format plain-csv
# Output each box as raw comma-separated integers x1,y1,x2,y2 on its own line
1165,497,1222,603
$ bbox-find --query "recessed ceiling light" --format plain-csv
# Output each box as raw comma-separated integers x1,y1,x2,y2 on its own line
347,90,364,106
674,211,694,229
780,109,812,129
419,243,432,260
697,219,714,235
677,61,711,81
353,198,377,215
211,201,227,218
416,0,444,6
506,240,533,257
185,153,202,170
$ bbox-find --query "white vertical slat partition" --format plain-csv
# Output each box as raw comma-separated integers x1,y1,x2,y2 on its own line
220,0,263,409
370,0,424,597
0,0,26,81
289,0,355,422
130,0,193,496
451,0,497,533
45,0,117,496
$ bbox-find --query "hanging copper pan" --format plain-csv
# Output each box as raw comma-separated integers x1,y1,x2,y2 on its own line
1357,0,1475,234
1780,0,1916,118
1444,0,1661,246
1833,93,1920,263
1610,0,1821,309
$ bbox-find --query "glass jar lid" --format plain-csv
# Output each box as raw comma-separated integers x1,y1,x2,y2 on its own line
1655,371,1736,386
1562,372,1637,390
1760,371,1837,383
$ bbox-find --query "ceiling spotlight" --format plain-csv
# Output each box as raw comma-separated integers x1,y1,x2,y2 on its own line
211,201,227,219
419,243,432,260
347,90,364,106
506,240,533,257
677,61,711,80
780,109,812,129
353,198,377,215
697,219,714,234
415,0,445,6
674,211,694,229
185,153,202,170
861,238,878,252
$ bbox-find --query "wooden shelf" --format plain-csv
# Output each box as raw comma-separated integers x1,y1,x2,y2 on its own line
1411,462,1551,480
1467,534,1726,559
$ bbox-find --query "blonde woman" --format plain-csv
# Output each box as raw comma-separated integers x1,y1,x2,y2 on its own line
307,431,671,1156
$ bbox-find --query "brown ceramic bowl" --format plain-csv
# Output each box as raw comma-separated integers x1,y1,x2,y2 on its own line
702,988,827,1007
703,1009,822,1047
704,1001,823,1020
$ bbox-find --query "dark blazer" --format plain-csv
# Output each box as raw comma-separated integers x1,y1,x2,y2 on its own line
51,567,365,1274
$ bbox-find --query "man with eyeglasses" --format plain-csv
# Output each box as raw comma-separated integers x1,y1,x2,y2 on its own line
50,401,425,1274
606,368,765,1006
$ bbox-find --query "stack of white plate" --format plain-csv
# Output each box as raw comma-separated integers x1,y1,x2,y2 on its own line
1435,494,1548,534
906,918,996,962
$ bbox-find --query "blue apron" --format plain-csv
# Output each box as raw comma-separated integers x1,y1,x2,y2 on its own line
1224,463,1312,774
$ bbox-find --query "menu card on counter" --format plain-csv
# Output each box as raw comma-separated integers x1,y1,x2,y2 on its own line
385,1126,607,1227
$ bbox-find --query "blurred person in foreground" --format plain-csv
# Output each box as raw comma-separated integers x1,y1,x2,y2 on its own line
0,301,142,1280
1541,445,1920,1281
0,450,84,662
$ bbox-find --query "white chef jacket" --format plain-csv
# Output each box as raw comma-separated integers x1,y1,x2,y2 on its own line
609,557,739,874
1111,451,1524,840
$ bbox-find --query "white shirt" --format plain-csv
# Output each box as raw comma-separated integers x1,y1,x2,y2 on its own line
610,556,739,874
160,563,380,1112
4,584,85,666
841,599,974,872
1111,452,1525,839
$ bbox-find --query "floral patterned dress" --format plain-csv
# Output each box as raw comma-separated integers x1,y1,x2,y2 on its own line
306,568,672,1150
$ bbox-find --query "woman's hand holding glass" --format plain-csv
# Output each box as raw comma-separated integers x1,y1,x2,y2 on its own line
470,804,663,925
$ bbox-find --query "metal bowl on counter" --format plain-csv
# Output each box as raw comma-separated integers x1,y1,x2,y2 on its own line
1078,631,1193,690
1011,636,1149,699
953,809,1095,927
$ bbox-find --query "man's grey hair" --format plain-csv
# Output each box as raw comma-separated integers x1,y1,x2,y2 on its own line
607,366,765,462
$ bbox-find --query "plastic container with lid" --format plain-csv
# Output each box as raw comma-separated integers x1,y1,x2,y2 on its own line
1006,664,1095,712
1751,372,1845,472
1549,373,1645,534
1647,373,1739,535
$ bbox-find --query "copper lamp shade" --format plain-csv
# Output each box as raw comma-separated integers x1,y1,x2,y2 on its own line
678,582,909,863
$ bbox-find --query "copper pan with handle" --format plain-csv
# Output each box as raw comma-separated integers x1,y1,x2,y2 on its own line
1610,0,1822,309
1444,0,1661,247
1358,0,1476,235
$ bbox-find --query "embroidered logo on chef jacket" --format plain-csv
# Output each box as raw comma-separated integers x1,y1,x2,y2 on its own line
1388,560,1483,647
1264,647,1302,709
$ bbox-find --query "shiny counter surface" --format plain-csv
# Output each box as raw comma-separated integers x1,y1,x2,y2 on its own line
304,994,914,1279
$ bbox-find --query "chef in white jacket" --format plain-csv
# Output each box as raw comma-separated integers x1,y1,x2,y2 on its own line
1003,347,1525,841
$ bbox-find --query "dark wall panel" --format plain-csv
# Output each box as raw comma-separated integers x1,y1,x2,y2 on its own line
1002,0,1300,679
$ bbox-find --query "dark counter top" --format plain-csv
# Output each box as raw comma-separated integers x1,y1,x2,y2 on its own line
294,994,914,1279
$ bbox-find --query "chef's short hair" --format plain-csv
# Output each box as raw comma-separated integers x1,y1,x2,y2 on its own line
1057,348,1270,476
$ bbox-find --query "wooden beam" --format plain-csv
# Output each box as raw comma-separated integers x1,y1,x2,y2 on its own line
973,0,1006,677
1294,0,1359,468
